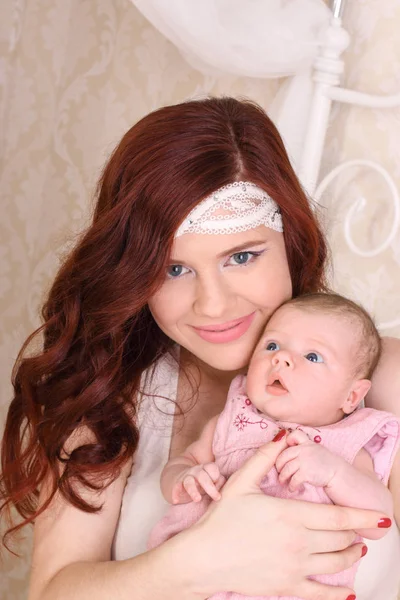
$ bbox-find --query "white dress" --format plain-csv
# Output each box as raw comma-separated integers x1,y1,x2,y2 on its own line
112,351,400,600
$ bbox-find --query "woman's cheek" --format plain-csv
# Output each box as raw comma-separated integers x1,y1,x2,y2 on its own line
148,282,190,334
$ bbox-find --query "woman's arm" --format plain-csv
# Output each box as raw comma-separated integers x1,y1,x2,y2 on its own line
366,336,400,524
28,427,203,600
25,424,204,600
29,431,391,600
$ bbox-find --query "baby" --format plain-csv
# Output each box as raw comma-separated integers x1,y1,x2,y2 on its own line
149,293,400,600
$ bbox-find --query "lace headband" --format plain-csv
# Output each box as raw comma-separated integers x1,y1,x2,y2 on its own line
175,181,283,237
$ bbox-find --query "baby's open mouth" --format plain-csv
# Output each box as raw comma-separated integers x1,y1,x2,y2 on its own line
267,375,288,393
271,379,285,389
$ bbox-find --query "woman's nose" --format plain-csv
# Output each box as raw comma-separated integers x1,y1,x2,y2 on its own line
271,350,294,368
193,276,234,318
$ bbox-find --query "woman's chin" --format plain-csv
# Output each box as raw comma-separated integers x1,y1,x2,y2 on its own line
194,344,254,375
185,319,266,374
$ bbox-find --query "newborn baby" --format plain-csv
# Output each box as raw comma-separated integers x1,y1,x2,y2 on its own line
149,292,400,600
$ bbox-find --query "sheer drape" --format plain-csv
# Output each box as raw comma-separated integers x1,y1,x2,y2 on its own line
130,0,331,169
130,0,330,77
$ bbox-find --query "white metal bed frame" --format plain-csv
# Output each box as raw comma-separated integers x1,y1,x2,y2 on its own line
300,0,400,329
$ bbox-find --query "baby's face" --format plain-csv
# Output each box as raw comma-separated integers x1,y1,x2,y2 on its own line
246,305,365,426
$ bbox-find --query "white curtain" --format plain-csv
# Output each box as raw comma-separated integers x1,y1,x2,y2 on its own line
130,0,331,170
130,0,331,78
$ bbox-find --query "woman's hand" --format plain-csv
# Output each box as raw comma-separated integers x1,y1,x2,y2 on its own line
184,432,390,600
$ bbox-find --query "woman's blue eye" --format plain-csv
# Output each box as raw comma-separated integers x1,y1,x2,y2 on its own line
266,341,280,351
167,265,188,278
232,251,252,265
228,250,263,266
305,352,324,363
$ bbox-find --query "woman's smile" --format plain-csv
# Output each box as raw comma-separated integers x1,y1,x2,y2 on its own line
191,311,256,344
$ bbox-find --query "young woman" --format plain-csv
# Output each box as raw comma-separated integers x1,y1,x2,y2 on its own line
1,97,399,600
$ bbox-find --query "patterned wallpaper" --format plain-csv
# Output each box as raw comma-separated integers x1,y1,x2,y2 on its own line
0,0,399,598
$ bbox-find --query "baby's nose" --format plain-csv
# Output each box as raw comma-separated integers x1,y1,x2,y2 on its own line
271,350,293,368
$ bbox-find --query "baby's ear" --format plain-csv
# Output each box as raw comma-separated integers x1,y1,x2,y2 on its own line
341,379,372,414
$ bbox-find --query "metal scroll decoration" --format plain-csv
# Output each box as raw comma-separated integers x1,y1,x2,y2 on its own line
299,0,400,331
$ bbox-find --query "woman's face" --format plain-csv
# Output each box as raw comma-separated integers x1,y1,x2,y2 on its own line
148,226,292,374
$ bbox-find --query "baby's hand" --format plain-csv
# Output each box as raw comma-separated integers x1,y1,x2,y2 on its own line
275,429,341,492
172,462,225,504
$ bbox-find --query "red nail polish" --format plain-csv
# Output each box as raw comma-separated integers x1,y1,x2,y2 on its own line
273,429,286,442
346,595,356,600
361,545,368,557
378,517,392,528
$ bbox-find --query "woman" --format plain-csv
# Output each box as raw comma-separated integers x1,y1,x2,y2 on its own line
1,97,399,600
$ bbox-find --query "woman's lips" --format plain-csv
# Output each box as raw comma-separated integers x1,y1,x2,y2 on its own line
192,312,256,344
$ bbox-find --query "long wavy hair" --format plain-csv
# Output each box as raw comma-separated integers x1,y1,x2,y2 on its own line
1,96,328,551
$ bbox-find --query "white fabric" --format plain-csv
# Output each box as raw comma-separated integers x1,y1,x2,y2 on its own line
130,0,331,78
111,351,178,560
175,182,283,238
129,0,333,201
130,1,332,189
112,352,400,600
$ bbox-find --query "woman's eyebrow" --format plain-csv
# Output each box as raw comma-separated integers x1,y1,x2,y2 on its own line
170,239,269,264
216,239,268,259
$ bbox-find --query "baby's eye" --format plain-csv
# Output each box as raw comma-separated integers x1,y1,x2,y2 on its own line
167,264,190,278
266,341,280,351
305,352,324,363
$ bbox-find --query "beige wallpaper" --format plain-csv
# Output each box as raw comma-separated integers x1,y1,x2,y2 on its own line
0,1,399,598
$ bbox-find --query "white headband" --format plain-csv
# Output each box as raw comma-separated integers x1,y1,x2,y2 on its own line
175,181,283,237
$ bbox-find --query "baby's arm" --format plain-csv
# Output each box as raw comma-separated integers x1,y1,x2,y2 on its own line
276,431,393,540
161,414,223,504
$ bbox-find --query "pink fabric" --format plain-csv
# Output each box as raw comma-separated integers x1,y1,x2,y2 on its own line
148,375,400,600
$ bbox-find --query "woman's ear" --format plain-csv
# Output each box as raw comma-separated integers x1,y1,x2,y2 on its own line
341,379,372,414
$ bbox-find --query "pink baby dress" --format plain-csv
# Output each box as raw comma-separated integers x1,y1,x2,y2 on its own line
148,375,400,600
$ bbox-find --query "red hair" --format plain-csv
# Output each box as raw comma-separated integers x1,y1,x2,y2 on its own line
0,97,327,551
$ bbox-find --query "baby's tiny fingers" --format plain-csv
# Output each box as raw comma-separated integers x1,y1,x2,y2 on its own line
196,470,221,501
203,462,220,482
171,482,188,504
183,475,202,502
275,446,299,472
288,471,306,492
215,474,226,491
278,458,300,484
286,429,311,446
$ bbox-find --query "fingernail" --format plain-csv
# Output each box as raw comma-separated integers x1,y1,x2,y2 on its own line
361,545,368,557
273,429,286,442
346,595,356,600
378,517,392,528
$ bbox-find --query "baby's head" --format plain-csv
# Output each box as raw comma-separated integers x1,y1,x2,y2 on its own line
246,293,381,426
